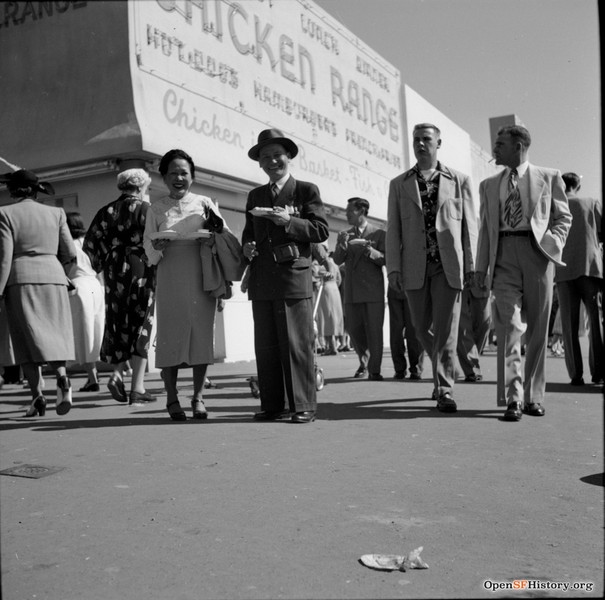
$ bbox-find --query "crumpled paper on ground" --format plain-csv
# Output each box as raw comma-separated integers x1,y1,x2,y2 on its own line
359,546,429,572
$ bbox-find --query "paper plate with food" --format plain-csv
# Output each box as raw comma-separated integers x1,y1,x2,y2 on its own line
150,230,212,240
181,230,212,239
149,230,179,240
249,207,276,216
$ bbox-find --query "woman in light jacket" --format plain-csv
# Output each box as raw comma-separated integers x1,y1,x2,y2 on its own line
144,149,227,421
0,169,76,417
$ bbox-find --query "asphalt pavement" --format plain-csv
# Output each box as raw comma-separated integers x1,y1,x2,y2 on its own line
1,343,603,600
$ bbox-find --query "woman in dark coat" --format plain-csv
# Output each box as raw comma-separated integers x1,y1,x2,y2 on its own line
83,169,156,406
0,169,76,417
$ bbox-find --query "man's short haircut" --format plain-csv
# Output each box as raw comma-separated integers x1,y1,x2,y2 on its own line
562,172,581,191
347,197,370,215
498,125,532,149
413,123,441,138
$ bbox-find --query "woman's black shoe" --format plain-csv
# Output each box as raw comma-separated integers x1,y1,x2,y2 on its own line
25,396,47,418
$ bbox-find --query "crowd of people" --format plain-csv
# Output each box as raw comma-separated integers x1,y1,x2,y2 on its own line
0,124,602,423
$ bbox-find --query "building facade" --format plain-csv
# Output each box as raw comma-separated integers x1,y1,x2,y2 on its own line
0,0,497,364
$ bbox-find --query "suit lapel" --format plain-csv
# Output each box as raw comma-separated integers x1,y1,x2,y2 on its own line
360,223,375,239
274,176,296,208
527,164,544,216
437,169,455,212
488,172,506,237
256,184,272,208
403,174,422,210
254,185,273,243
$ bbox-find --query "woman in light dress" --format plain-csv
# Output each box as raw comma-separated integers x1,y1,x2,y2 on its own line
65,212,105,391
316,251,344,355
144,149,226,421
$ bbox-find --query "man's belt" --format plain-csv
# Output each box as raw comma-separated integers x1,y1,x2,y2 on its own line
499,230,531,238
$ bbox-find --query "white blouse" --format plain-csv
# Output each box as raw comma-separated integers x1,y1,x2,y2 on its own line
143,192,222,266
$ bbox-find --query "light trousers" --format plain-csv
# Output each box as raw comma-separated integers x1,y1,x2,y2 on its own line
405,262,461,397
491,236,553,406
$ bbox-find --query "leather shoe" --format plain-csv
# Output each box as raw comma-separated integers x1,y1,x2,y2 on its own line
129,390,157,405
436,393,457,413
253,410,290,421
368,373,383,381
291,411,316,423
393,371,406,380
353,367,367,378
503,401,522,421
570,377,585,386
408,373,421,381
79,381,100,392
191,399,208,420
523,402,545,417
56,376,72,416
107,374,127,403
25,395,46,418
464,374,483,382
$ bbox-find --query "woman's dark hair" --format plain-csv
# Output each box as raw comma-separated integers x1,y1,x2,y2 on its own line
66,212,87,239
159,149,196,178
7,183,37,199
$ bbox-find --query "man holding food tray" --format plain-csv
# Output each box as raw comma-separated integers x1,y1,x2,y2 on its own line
242,129,329,424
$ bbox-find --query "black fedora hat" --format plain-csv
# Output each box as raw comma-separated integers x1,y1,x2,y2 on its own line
248,128,298,161
0,169,55,195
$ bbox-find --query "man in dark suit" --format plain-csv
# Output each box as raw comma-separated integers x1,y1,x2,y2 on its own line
386,123,477,413
333,198,386,380
555,172,603,386
242,128,329,423
476,125,572,421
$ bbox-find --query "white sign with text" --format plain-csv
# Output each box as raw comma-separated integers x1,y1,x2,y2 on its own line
129,0,403,216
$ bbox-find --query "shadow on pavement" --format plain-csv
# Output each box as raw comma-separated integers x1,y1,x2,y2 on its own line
546,382,603,394
580,472,604,487
318,398,502,420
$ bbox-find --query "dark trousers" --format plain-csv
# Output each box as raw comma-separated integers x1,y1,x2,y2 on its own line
252,298,316,413
387,293,424,376
345,301,385,374
557,277,604,381
456,288,491,377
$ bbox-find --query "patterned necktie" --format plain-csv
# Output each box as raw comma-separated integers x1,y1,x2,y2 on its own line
271,182,279,201
504,168,522,228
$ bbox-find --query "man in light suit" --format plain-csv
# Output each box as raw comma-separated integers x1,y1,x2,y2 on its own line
475,125,572,421
333,198,386,380
555,172,603,386
386,123,477,412
242,128,329,423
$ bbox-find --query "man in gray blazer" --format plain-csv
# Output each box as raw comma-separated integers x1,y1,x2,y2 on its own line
555,172,603,386
476,125,572,421
333,197,386,380
386,123,477,412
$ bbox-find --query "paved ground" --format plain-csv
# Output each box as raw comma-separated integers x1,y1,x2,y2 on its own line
1,343,603,600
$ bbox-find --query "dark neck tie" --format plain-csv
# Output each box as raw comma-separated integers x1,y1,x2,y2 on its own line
504,168,522,228
271,183,279,201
